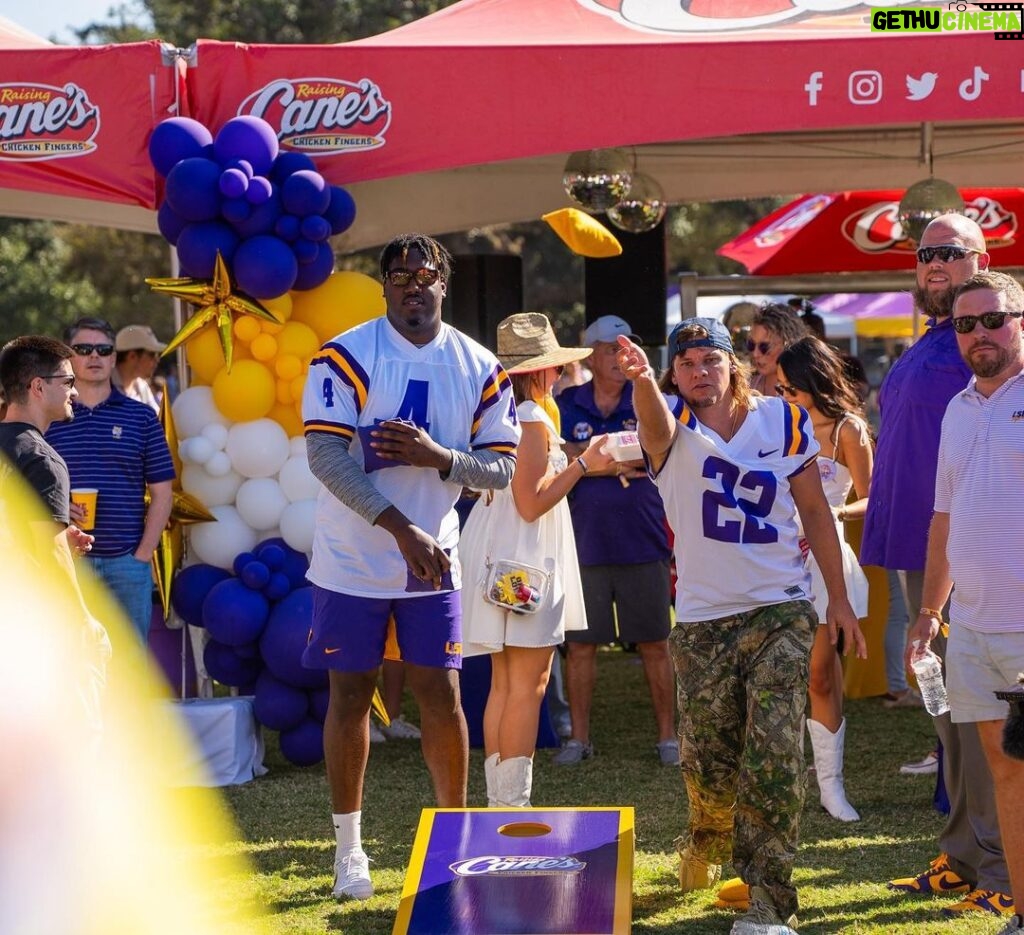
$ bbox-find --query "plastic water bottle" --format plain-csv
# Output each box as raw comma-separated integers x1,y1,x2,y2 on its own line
911,641,950,716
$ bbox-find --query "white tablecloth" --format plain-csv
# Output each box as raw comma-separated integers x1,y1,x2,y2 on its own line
166,697,267,787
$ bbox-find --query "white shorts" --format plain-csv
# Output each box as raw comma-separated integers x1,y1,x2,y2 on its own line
946,624,1024,724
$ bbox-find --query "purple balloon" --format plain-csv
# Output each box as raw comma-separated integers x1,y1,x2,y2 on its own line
279,717,324,767
258,537,309,591
170,563,231,629
225,158,254,179
293,238,319,266
292,242,335,292
234,235,298,299
240,560,271,591
157,201,187,246
175,221,239,279
264,572,291,602
213,116,280,176
203,577,270,646
254,670,309,731
204,639,262,688
259,586,327,689
165,157,223,223
270,151,316,183
275,214,301,242
221,197,252,225
232,551,259,576
245,176,274,205
308,687,330,723
324,186,357,235
219,167,249,199
282,170,330,217
256,542,286,571
149,117,214,177
231,192,281,239
300,214,330,243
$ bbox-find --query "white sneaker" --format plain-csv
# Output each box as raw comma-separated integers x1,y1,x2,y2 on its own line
379,716,422,740
369,722,386,743
333,848,373,899
899,750,939,776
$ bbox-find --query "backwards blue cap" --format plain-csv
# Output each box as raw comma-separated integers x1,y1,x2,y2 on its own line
667,317,733,356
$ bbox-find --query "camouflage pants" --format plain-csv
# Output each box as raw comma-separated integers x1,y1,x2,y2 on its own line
669,600,815,919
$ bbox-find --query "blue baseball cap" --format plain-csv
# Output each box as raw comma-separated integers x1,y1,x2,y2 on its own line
667,317,733,356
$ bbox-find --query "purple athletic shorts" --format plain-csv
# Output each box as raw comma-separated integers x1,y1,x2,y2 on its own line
302,585,463,672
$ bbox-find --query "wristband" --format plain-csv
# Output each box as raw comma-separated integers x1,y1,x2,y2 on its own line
918,607,944,620
576,456,589,475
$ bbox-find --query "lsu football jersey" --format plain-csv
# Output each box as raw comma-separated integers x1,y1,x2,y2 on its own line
303,317,520,598
654,394,819,623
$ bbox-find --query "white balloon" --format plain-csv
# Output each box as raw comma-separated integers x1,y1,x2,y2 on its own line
188,505,258,570
178,438,198,465
225,419,290,479
235,477,289,531
205,451,233,477
289,436,308,457
278,455,322,503
181,463,243,507
201,422,229,450
279,499,316,554
172,386,230,439
182,435,215,465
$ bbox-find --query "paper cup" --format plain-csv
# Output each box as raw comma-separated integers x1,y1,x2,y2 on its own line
70,488,98,531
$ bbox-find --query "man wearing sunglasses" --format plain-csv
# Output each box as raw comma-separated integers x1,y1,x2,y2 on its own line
47,317,175,646
862,216,1012,915
904,270,1024,935
301,233,520,900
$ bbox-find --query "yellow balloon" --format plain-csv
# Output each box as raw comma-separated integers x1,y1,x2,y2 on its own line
186,326,250,385
290,373,307,403
269,403,304,438
211,359,276,422
290,270,385,344
250,333,278,362
275,354,302,381
233,316,262,343
276,379,292,406
262,292,293,323
277,321,320,361
260,319,284,335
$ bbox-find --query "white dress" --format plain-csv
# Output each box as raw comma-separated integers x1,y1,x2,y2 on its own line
802,416,870,621
459,401,588,656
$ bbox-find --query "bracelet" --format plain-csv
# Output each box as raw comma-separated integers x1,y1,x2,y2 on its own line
576,456,589,475
918,607,945,620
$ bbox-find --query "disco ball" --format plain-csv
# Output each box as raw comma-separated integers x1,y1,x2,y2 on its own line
562,149,632,213
897,178,965,244
607,172,667,234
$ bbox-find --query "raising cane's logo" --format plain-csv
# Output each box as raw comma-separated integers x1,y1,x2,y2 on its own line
449,855,587,877
577,0,917,33
842,196,1019,255
238,77,391,156
0,82,99,162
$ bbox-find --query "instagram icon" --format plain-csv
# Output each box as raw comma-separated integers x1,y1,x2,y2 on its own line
848,70,883,105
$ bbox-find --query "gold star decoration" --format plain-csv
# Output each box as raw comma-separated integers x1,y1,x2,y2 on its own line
146,251,280,372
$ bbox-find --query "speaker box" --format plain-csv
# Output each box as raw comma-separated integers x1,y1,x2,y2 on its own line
583,220,666,347
447,254,524,347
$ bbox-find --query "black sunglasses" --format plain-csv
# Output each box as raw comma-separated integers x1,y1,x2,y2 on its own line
951,311,1023,334
774,382,800,397
71,343,115,357
746,339,774,355
916,245,980,265
385,267,440,287
34,373,76,389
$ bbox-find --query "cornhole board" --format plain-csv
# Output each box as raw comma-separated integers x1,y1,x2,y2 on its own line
393,806,634,935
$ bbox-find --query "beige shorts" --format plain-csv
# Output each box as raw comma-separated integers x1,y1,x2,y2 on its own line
946,624,1024,724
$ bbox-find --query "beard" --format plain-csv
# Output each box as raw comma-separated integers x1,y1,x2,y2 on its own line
966,341,1015,379
913,283,956,319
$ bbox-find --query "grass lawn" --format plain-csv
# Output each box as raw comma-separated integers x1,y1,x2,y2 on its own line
202,648,1001,934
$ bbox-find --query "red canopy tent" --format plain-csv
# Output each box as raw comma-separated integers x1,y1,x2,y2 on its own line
718,189,1024,274
0,15,182,232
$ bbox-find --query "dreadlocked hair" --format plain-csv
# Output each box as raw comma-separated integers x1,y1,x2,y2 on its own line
379,233,453,283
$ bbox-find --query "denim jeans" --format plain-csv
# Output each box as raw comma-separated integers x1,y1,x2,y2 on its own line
87,552,155,642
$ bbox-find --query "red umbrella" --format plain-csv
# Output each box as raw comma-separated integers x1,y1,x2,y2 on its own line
718,190,1024,275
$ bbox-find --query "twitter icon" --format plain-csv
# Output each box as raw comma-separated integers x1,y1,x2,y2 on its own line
906,73,938,101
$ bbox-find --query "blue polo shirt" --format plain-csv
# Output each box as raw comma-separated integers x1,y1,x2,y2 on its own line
557,381,669,567
861,317,972,571
46,388,176,557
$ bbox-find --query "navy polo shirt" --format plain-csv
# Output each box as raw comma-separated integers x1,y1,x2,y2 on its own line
557,381,669,567
46,388,176,557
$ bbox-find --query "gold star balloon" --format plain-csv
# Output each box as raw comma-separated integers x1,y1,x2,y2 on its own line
147,252,280,372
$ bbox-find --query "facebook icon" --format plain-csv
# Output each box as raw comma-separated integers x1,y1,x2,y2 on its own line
805,71,823,106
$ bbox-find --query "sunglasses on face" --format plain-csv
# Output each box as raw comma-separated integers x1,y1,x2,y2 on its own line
951,310,1024,334
71,342,114,357
385,267,440,287
916,245,979,265
35,374,76,389
746,340,774,355
774,382,800,397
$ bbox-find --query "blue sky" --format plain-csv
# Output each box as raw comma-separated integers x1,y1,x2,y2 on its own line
1,1,152,45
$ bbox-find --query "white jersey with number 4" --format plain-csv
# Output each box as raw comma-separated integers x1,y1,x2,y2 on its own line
302,317,520,598
654,394,819,623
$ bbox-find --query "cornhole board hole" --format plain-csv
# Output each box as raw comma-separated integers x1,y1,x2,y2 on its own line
393,806,634,935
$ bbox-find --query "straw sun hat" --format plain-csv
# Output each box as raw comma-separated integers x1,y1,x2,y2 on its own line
496,312,592,374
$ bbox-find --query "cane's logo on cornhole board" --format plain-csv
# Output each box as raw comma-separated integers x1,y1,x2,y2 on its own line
238,77,391,155
0,82,99,161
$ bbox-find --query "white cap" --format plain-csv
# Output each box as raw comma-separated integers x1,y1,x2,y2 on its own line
115,324,166,353
582,315,639,346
